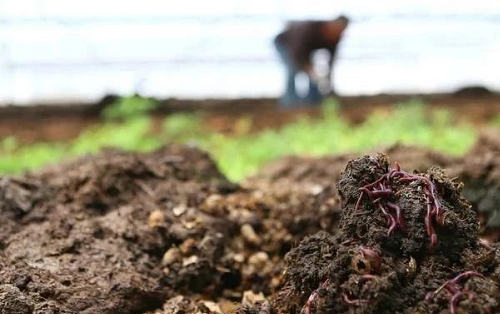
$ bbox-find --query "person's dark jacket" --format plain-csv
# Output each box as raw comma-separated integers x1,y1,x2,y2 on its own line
274,19,345,71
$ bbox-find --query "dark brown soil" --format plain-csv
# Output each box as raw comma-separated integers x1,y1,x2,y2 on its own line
0,146,231,313
1,143,499,314
451,130,500,239
260,155,499,314
0,144,345,314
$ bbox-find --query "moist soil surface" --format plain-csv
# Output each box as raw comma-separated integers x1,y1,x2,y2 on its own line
0,142,499,314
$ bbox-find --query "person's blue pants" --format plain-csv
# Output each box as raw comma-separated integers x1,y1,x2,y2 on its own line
275,41,323,107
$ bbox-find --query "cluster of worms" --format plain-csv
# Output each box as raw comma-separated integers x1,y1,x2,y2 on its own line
425,271,485,314
301,160,490,314
354,161,443,252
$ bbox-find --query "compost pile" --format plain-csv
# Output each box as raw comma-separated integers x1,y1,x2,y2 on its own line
0,144,499,314
256,155,500,314
0,145,342,314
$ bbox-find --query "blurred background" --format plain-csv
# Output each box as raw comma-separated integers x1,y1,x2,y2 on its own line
1,0,500,182
1,0,499,103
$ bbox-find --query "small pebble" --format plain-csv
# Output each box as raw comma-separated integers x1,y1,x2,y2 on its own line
205,194,222,206
270,276,281,288
309,184,324,195
407,256,418,277
162,248,181,266
180,238,197,254
219,300,239,313
182,221,196,230
201,301,222,313
242,290,266,307
182,255,199,267
241,224,261,245
233,253,245,263
172,204,187,217
248,252,269,270
147,210,164,228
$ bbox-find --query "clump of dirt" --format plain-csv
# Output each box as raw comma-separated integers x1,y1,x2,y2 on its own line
265,155,499,314
0,176,48,246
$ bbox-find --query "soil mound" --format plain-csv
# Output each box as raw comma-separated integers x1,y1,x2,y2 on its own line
0,145,342,314
257,155,499,314
0,145,234,313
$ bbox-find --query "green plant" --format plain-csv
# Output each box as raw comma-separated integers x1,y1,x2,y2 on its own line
163,112,204,139
101,94,158,120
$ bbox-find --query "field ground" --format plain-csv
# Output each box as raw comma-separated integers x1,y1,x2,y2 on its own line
1,89,499,143
1,90,500,181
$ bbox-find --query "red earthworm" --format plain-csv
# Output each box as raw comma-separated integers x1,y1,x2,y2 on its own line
387,202,406,231
360,274,377,281
341,293,371,305
425,271,485,314
450,292,463,314
371,189,393,198
450,271,484,284
303,279,331,314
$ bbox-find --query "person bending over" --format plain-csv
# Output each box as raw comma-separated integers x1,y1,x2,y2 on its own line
274,15,349,107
